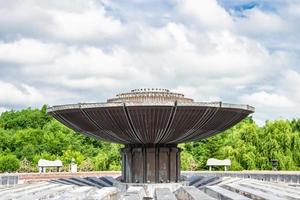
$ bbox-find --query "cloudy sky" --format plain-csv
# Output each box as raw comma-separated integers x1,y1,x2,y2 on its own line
0,0,299,124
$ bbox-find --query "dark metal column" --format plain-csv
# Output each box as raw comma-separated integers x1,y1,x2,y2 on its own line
121,145,181,183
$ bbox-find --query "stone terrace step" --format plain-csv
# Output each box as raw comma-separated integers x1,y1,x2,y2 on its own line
15,184,75,200
192,176,220,188
101,176,119,185
2,183,66,200
85,176,111,187
154,188,177,200
122,186,146,200
70,177,103,188
175,186,215,200
224,183,283,200
237,181,300,200
243,179,300,196
204,185,251,200
55,178,87,186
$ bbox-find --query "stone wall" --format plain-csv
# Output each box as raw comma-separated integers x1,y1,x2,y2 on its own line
0,171,121,183
183,171,300,184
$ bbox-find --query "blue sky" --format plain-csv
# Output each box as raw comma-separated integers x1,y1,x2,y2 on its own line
0,0,299,125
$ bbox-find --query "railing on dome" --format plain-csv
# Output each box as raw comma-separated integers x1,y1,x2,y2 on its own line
131,88,170,93
107,88,194,103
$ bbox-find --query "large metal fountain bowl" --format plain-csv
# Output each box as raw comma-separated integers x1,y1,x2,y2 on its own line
47,101,254,145
47,88,254,183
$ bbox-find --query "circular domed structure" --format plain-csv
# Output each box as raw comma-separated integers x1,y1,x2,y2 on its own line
47,88,254,183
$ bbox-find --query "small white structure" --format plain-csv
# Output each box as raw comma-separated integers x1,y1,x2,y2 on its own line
207,158,231,171
38,159,63,173
70,158,77,173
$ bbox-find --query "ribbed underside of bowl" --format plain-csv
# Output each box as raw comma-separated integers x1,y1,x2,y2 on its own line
47,102,254,144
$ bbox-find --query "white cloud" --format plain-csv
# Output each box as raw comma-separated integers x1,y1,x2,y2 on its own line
132,23,192,52
19,45,136,91
0,107,7,114
60,77,123,90
0,81,44,105
127,29,281,91
177,0,233,29
0,80,81,107
46,5,122,41
240,92,292,124
0,39,64,64
286,2,300,17
239,74,300,123
235,9,286,35
240,91,295,108
0,0,123,43
174,86,221,102
278,70,300,103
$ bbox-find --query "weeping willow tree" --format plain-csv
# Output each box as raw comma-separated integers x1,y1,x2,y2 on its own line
182,118,300,170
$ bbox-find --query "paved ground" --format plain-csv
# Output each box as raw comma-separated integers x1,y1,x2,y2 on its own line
2,170,300,184
1,174,300,199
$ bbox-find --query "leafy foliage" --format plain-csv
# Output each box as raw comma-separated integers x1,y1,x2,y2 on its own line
19,158,35,172
0,154,20,172
0,106,299,172
0,106,122,172
79,158,94,171
182,117,300,170
0,105,50,130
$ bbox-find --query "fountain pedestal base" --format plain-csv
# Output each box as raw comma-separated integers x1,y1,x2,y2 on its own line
121,145,181,183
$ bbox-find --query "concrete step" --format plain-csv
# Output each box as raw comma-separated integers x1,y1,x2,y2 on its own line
0,182,51,195
53,186,96,200
191,176,220,188
224,183,283,200
90,187,119,200
56,178,87,186
237,181,300,200
122,186,146,200
174,186,214,200
244,179,300,196
188,175,204,186
100,176,119,186
194,176,222,188
16,184,75,200
204,185,251,200
49,179,76,185
154,188,177,200
70,177,103,188
85,176,110,187
2,183,65,200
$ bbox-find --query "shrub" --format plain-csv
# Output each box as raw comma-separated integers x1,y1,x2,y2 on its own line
19,158,35,172
61,149,84,165
181,151,199,171
79,158,94,171
108,162,121,171
0,154,20,172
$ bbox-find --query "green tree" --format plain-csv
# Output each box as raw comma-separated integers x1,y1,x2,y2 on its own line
0,105,51,130
93,152,109,170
